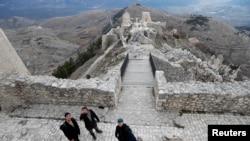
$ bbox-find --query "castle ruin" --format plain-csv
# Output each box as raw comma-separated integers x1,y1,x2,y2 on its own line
0,9,250,141
122,11,152,26
122,11,131,26
141,12,152,23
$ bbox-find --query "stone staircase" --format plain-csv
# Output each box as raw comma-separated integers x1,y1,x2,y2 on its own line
5,55,183,141
103,55,182,140
122,58,154,87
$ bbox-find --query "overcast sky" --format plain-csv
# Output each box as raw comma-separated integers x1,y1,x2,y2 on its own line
0,0,249,25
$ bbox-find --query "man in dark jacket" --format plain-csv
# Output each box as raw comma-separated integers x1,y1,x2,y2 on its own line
115,118,136,141
60,112,81,141
80,107,102,140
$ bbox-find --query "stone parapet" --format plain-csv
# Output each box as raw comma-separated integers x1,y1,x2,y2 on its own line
154,71,250,114
0,71,121,112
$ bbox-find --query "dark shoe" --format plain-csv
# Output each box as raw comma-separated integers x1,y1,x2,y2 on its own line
96,130,103,133
90,131,97,140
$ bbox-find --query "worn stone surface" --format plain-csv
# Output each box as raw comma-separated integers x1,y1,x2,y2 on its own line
1,109,250,141
175,114,250,141
102,34,118,50
0,71,121,112
0,112,184,141
154,71,250,114
151,44,239,82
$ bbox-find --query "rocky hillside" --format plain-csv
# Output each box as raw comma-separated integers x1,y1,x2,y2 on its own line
108,4,250,79
2,4,250,79
4,27,79,75
168,14,250,80
3,9,117,75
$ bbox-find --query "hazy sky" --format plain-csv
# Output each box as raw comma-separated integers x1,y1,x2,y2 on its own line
0,0,249,25
158,0,250,26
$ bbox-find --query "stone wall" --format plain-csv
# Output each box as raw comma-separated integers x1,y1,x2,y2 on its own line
0,71,121,112
141,12,152,23
150,47,238,82
151,54,195,82
154,71,250,114
102,34,118,50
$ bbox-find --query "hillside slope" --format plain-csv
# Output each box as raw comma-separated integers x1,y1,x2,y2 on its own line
2,4,250,79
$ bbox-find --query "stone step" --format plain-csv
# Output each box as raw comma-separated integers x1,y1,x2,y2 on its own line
122,58,154,87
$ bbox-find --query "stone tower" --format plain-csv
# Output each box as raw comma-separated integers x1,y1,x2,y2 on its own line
0,28,30,75
122,11,131,26
141,12,152,23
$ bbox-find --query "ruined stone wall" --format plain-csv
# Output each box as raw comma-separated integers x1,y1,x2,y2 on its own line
151,55,195,82
0,71,121,112
154,71,250,114
122,11,131,26
102,34,118,50
141,12,152,23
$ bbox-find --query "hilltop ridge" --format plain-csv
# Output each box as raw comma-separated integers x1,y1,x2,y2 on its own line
1,4,250,79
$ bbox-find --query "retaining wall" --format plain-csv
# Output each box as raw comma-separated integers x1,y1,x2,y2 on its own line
0,71,121,112
154,71,250,114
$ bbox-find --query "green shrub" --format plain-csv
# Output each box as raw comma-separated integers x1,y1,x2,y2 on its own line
52,37,102,78
186,15,209,31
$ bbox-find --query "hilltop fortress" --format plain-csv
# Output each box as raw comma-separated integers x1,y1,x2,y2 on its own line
0,11,250,115
0,9,250,141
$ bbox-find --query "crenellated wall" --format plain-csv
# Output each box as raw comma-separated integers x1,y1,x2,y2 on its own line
154,71,250,114
0,71,121,112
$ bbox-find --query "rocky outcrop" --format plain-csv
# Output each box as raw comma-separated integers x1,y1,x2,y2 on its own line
102,34,118,49
151,44,238,82
128,26,157,44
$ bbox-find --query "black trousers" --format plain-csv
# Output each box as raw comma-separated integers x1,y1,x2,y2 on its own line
71,137,80,141
88,125,101,138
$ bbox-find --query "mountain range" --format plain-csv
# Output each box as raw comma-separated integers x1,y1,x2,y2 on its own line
2,3,250,80
0,0,250,26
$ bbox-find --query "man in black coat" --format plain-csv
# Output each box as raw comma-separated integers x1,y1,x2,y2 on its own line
80,107,102,140
115,118,136,141
60,112,81,141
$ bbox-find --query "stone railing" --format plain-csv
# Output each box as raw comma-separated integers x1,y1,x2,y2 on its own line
120,53,129,78
0,71,121,112
154,71,250,115
149,53,156,77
